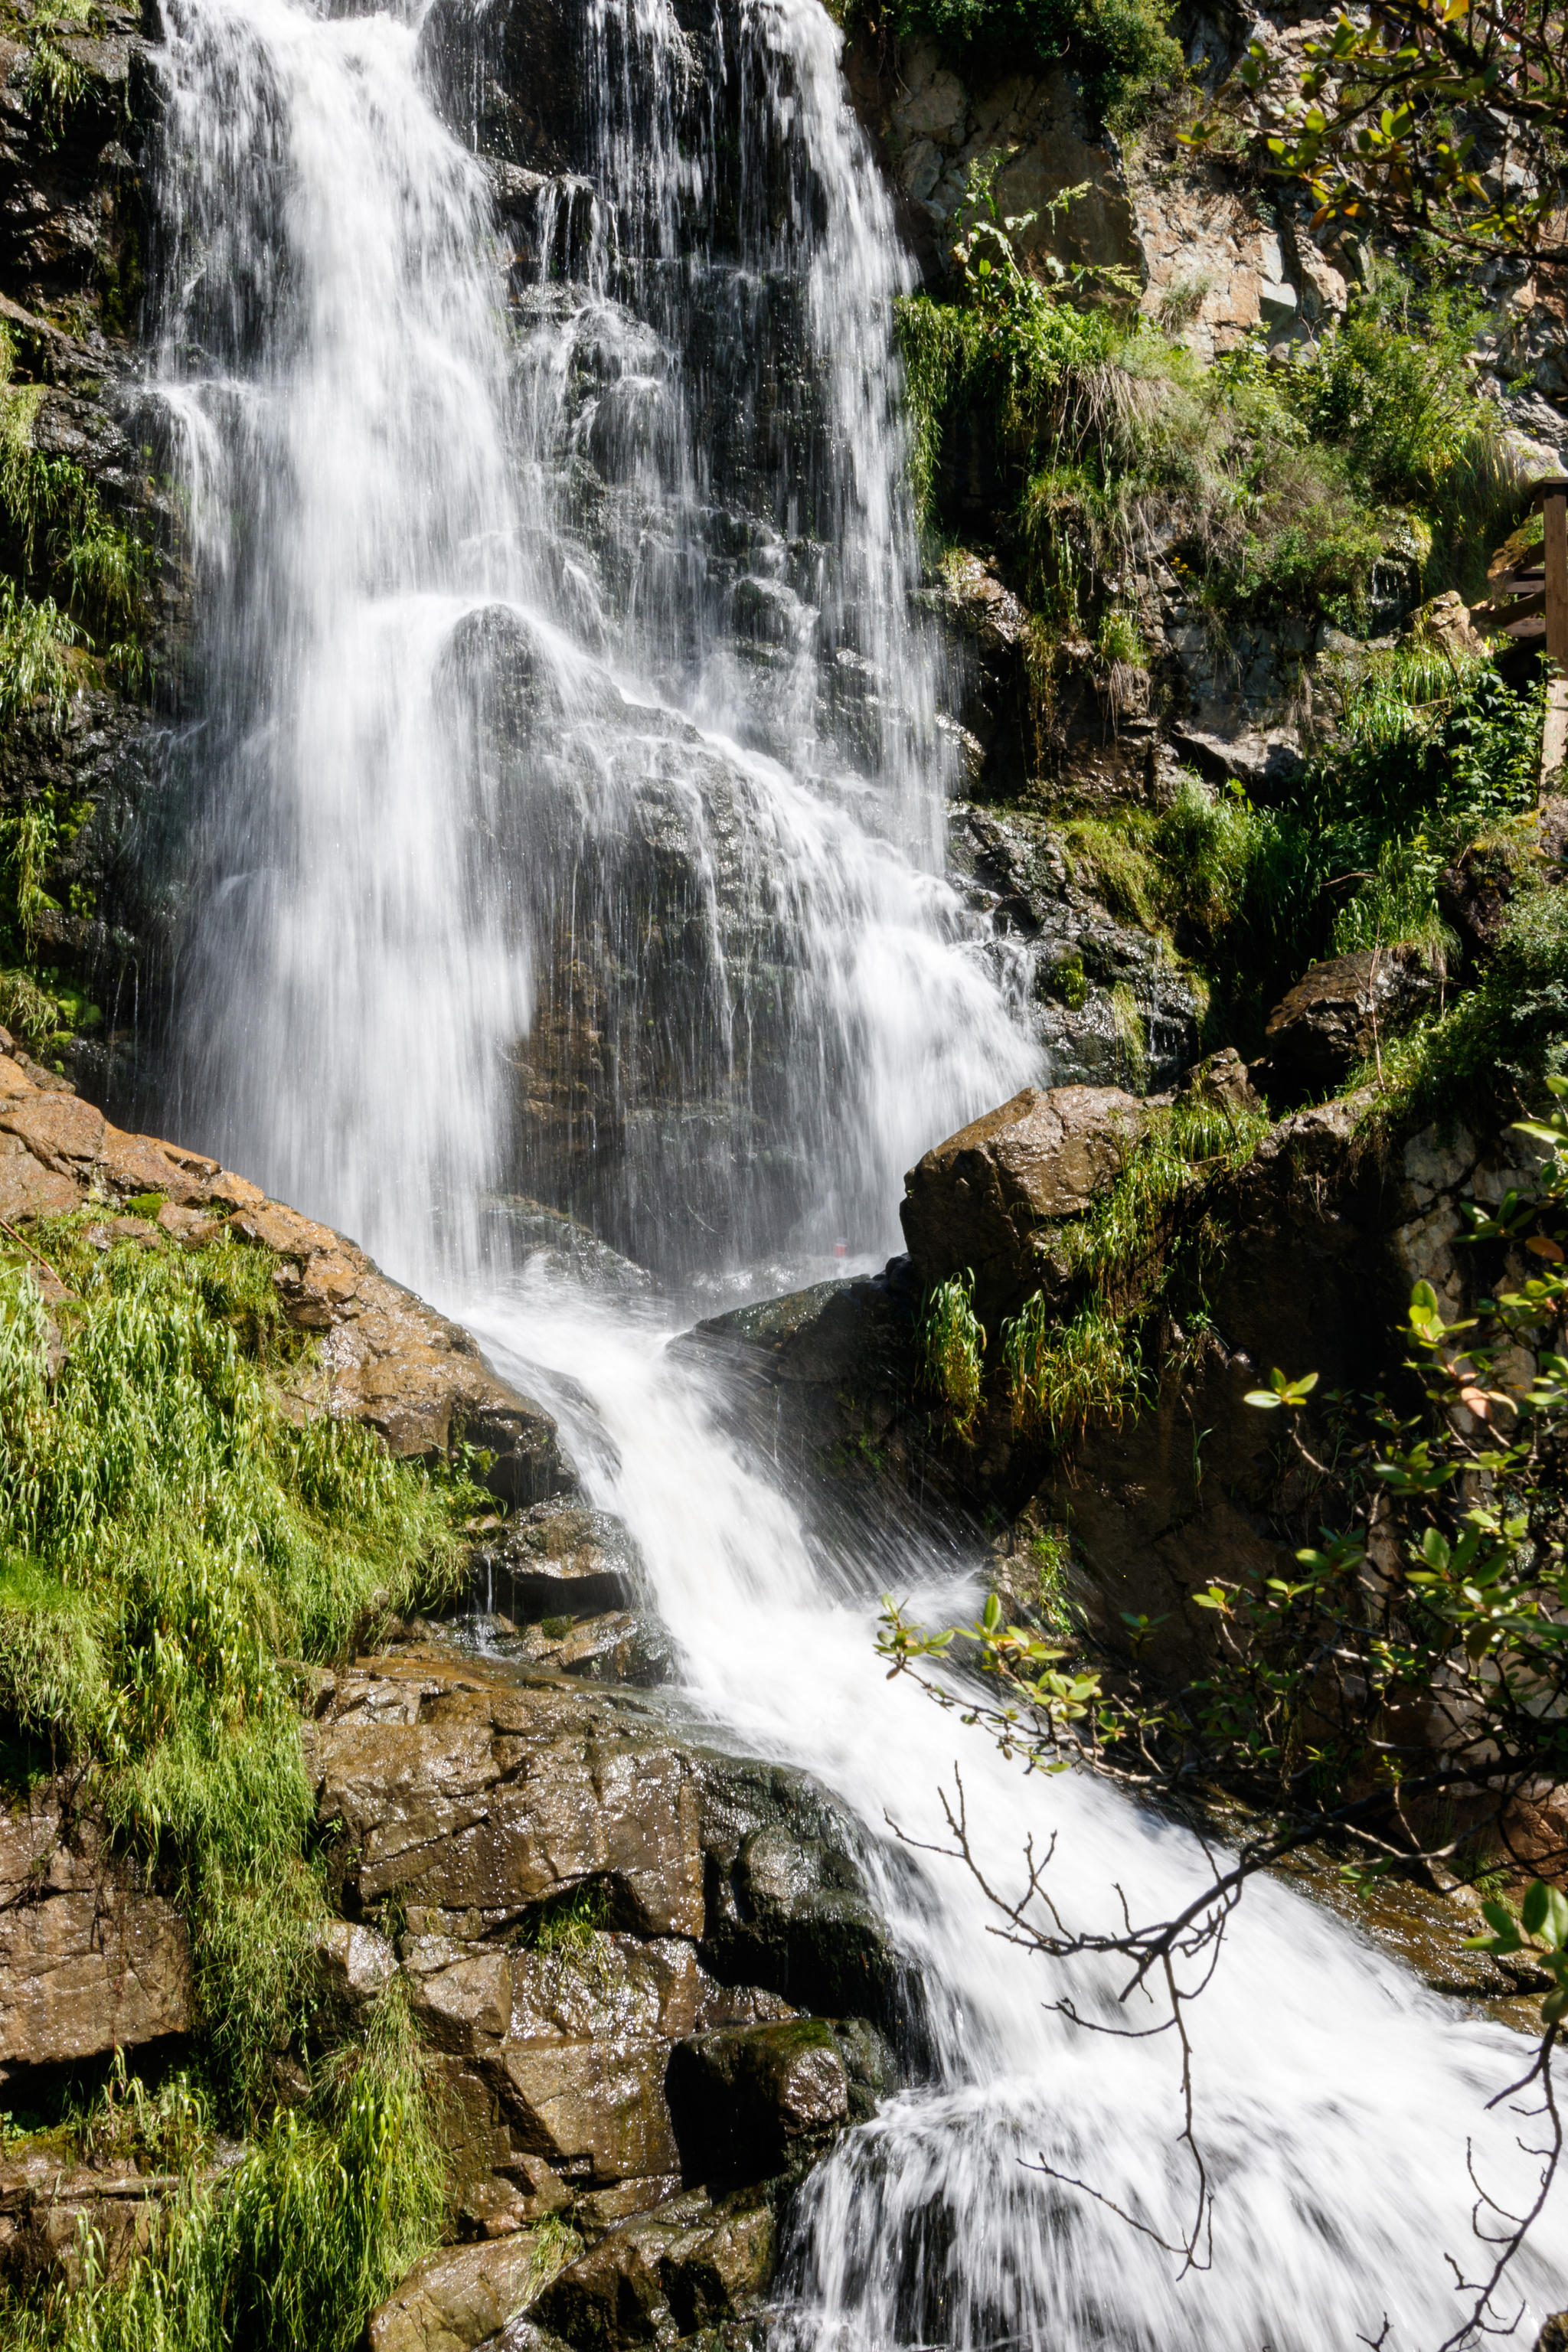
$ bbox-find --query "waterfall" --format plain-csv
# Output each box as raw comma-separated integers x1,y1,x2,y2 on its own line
142,0,1568,2341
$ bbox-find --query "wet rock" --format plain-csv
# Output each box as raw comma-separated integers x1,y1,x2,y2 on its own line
947,805,1203,1091
312,1652,706,1943
900,1083,1145,1324
370,2234,547,2352
483,1197,655,1293
1534,2315,1568,2352
521,2187,775,2351
0,2145,180,2292
668,2020,848,2190
473,1501,639,1622
1262,946,1434,1096
512,1612,674,1690
0,1797,191,2092
691,1758,898,2023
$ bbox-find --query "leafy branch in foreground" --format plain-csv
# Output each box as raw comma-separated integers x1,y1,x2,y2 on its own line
1184,0,1568,260
880,1077,1568,2343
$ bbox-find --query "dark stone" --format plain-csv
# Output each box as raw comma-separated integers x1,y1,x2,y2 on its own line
1262,946,1433,1096
521,2189,776,2352
667,2019,848,2190
472,1498,640,1622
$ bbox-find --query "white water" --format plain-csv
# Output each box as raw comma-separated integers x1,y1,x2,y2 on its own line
142,0,1568,2338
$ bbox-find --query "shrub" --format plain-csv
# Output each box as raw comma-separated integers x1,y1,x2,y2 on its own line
873,0,1181,129
2,1984,444,2352
917,1270,986,1439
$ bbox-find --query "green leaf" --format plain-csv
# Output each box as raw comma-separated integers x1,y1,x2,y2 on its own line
1522,1880,1550,1936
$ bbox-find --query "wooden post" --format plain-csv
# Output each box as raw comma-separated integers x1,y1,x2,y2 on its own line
1538,476,1568,789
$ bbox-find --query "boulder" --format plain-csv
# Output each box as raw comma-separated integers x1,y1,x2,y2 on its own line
1262,946,1434,1095
900,1084,1145,1323
667,2019,848,2190
472,1501,639,1623
521,2188,775,2352
370,2234,547,2352
311,1654,706,1945
0,1798,191,2092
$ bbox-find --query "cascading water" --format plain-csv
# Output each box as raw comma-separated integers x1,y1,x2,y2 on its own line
140,0,1568,2339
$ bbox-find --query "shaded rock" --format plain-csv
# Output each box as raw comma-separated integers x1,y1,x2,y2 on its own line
948,805,1204,1090
900,1083,1145,1324
691,1759,898,2024
371,2234,546,2352
0,2145,178,2292
0,1798,191,2092
522,2188,775,2352
472,1500,639,1623
1438,832,1541,975
1175,1047,1263,1119
668,2020,848,2190
1262,946,1433,1096
1535,2318,1568,2352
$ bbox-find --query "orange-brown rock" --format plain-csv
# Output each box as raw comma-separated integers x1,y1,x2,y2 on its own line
0,1042,570,1504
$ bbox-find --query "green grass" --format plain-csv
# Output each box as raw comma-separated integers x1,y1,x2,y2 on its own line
522,1879,612,1952
917,1269,986,1440
1002,1296,1136,1439
0,1220,479,2108
2,1983,444,2352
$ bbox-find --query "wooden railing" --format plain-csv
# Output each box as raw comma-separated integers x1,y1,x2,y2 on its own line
1471,475,1567,789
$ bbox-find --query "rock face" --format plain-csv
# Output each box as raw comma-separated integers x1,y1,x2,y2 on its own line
900,1083,1145,1324
0,1035,569,1503
1262,946,1434,1096
949,804,1204,1093
521,2187,775,2352
0,1798,191,2098
307,1645,897,2240
668,2019,848,2191
369,2234,548,2352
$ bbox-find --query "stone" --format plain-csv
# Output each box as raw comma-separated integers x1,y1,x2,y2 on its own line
473,1500,639,1622
1175,1047,1263,1119
668,2020,848,2190
370,2235,546,2352
1535,2315,1568,2352
314,1919,399,2016
521,2189,775,2351
0,2146,174,2292
1410,589,1488,665
900,1084,1145,1323
0,1800,192,2089
1262,946,1434,1095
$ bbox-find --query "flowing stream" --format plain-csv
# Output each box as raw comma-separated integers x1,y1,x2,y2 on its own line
141,0,1568,2339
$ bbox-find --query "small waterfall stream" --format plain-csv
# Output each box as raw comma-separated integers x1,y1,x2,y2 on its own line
141,0,1568,2339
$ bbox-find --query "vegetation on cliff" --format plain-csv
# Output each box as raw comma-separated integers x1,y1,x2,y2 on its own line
0,1219,479,2106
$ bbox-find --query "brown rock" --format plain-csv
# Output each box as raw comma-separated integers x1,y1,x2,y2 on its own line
313,1655,704,1944
0,1093,106,1174
1263,946,1433,1095
0,1141,80,1223
524,2189,775,2351
1411,589,1488,665
370,2234,545,2352
900,1083,1145,1322
97,1126,213,1208
0,2148,173,2292
1174,1047,1263,1119
0,1801,192,2085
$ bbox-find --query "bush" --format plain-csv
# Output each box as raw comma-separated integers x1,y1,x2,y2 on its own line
917,1270,986,1439
873,0,1181,129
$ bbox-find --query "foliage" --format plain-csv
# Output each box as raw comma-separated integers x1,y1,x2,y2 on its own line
1187,0,1568,262
0,323,152,727
917,1269,986,1439
1357,875,1568,1125
900,186,1514,651
1002,1295,1136,1439
2,1984,444,2352
0,1223,478,2105
864,0,1181,129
